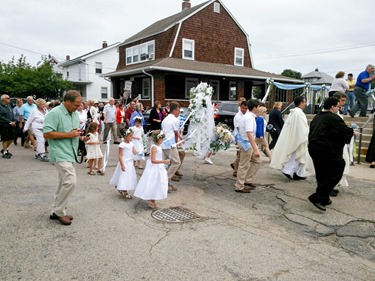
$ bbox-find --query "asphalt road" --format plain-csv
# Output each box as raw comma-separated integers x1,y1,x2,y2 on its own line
1,143,375,281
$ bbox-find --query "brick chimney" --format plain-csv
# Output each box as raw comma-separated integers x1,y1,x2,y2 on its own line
182,0,191,10
66,55,70,61
102,41,108,48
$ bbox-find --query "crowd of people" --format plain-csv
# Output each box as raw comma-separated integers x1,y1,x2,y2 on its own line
1,65,375,224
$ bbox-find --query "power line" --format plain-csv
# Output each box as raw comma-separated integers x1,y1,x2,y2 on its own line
256,42,375,60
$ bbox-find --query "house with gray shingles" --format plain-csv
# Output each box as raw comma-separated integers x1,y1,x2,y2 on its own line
302,68,334,85
105,0,301,106
59,41,120,101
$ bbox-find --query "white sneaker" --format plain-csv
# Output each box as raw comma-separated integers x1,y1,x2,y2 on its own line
204,158,213,165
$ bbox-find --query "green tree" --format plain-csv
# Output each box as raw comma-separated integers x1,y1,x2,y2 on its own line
0,55,72,99
281,69,302,80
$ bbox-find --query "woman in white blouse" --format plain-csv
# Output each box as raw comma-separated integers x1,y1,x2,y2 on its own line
329,71,349,97
23,98,49,161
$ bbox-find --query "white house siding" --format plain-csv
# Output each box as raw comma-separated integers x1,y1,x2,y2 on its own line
59,43,120,102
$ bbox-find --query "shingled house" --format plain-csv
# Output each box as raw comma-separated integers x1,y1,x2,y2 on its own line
105,0,300,106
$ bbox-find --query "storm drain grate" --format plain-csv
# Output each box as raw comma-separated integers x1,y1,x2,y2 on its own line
151,207,200,223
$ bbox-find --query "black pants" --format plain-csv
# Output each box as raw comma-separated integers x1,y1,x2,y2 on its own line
308,144,345,204
269,132,279,150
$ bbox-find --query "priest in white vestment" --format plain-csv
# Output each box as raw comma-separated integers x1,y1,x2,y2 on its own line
269,96,309,180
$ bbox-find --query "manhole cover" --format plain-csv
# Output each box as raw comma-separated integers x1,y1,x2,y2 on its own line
151,207,200,223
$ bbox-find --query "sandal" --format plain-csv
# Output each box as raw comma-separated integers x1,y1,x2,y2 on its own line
88,171,95,175
119,191,132,199
97,170,105,175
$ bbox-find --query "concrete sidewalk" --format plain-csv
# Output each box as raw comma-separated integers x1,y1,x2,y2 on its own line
0,144,374,281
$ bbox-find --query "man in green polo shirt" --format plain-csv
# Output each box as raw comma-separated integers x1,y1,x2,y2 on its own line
43,90,83,226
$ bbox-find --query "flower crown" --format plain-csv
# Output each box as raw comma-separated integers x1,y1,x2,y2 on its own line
133,116,143,122
120,127,133,137
151,130,165,141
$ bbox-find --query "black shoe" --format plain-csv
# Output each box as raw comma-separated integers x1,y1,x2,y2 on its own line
308,197,326,211
293,173,306,180
282,172,292,180
324,200,332,206
230,163,235,170
2,152,11,159
329,189,339,197
348,110,355,118
113,141,120,144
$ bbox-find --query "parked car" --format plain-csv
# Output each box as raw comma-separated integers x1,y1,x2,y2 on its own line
214,101,238,129
143,106,190,134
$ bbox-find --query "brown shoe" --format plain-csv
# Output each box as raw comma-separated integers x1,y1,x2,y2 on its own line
244,183,256,190
50,213,73,221
235,189,250,193
171,175,180,182
57,215,72,225
175,171,183,177
233,172,237,177
169,185,177,191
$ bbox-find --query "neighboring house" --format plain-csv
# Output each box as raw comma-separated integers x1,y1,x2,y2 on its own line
105,0,301,106
302,68,334,85
58,41,120,101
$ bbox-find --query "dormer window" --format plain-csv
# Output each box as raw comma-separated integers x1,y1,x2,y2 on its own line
214,2,220,13
126,40,155,65
183,39,195,60
234,47,244,66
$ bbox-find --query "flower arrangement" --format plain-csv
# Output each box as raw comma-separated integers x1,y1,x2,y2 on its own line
188,82,213,124
210,123,233,153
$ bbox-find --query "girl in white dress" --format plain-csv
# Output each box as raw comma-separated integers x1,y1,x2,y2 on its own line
86,122,104,175
131,116,145,169
110,128,138,199
134,130,170,209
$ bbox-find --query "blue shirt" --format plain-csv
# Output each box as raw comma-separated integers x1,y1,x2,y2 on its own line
355,70,371,91
19,103,36,121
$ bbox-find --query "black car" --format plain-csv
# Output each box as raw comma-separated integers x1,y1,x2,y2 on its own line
214,101,238,129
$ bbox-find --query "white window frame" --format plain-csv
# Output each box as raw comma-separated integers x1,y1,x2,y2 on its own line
125,40,155,65
95,62,102,74
182,39,195,60
209,79,220,101
142,78,151,99
185,77,199,98
234,47,244,66
214,2,220,13
101,87,108,99
229,81,237,100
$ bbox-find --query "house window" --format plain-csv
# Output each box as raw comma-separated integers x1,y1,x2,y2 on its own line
101,87,108,99
185,77,199,98
234,48,244,66
142,78,150,99
229,81,237,100
214,2,220,13
209,79,219,100
183,39,195,60
95,62,102,74
125,40,155,65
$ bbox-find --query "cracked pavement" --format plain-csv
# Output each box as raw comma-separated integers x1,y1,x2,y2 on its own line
1,144,374,280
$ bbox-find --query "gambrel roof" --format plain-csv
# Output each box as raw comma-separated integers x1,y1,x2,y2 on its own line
121,0,249,46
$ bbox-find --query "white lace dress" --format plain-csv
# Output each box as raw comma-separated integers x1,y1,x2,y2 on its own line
110,142,137,191
134,144,168,200
86,132,103,160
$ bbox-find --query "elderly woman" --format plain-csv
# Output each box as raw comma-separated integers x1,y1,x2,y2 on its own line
329,71,349,97
129,102,144,127
23,98,49,161
77,102,88,131
89,100,100,124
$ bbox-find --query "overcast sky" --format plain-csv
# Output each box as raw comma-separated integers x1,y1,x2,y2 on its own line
1,0,375,78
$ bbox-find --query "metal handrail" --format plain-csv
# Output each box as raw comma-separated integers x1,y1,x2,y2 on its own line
356,113,374,164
